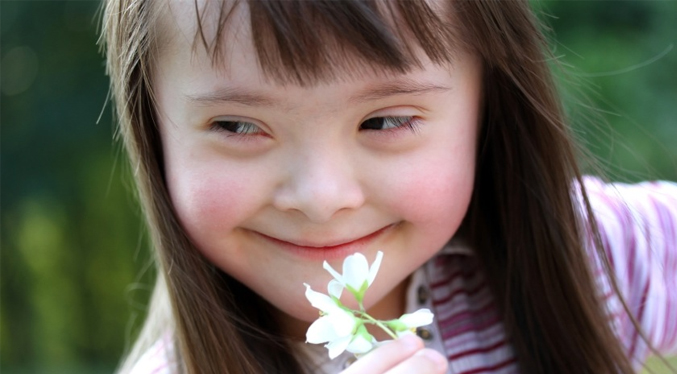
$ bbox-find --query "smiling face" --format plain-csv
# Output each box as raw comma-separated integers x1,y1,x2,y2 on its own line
154,1,482,337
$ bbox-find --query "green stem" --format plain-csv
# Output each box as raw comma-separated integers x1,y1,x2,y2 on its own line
355,311,398,340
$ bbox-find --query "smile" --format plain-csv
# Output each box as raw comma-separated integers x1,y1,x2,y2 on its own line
251,224,395,259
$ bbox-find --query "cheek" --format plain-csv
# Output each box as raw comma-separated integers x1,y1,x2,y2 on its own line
165,158,261,249
380,143,476,229
400,166,473,234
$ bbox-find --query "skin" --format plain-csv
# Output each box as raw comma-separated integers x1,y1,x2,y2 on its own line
342,335,448,373
155,2,480,372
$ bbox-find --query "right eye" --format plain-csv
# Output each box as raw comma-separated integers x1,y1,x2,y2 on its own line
211,120,262,135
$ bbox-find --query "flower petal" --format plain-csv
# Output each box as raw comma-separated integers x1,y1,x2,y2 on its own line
326,335,352,359
328,280,344,299
366,251,384,286
323,261,344,284
399,308,434,328
306,316,338,344
326,309,357,337
346,335,373,354
343,253,369,290
304,283,338,312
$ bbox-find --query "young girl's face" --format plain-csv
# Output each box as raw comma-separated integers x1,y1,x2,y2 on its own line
155,3,482,334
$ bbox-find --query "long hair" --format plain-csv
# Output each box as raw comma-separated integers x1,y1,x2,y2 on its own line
101,0,638,373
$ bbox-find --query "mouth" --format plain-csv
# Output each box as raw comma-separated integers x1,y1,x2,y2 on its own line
251,224,395,259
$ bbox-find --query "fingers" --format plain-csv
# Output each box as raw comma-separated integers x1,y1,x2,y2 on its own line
387,347,448,374
340,335,448,374
342,335,421,373
340,335,421,373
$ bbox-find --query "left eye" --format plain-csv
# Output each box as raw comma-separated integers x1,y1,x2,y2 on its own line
212,120,261,135
360,116,417,131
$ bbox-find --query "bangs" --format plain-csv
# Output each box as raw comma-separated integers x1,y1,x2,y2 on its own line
192,0,463,85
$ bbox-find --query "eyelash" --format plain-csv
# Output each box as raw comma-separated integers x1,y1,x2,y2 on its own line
209,115,421,138
211,120,262,136
359,116,420,134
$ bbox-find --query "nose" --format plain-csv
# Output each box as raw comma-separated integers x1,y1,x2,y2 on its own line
273,147,365,223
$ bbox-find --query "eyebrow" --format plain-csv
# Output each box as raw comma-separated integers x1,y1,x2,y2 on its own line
185,80,451,108
350,81,450,103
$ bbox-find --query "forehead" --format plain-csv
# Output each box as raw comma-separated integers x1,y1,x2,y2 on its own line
156,0,460,86
160,1,252,75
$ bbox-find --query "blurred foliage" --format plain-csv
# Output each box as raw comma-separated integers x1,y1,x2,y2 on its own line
1,1,675,373
535,1,677,181
1,2,152,373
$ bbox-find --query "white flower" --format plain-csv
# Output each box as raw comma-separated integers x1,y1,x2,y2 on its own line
386,308,435,336
345,324,375,354
303,251,436,361
323,251,383,302
399,308,434,328
304,283,359,359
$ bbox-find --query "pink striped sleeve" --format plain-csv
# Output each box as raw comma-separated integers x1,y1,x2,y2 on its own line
584,177,677,362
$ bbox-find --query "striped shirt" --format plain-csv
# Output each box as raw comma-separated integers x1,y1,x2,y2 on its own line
130,177,677,373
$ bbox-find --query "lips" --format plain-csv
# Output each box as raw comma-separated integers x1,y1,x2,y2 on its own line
251,224,395,259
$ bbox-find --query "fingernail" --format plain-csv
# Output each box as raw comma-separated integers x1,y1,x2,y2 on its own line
417,349,448,371
399,334,420,349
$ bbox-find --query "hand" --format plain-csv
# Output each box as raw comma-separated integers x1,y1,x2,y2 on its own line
340,335,448,374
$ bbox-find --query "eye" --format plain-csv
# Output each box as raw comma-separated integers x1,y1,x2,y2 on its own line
360,116,419,133
211,120,262,135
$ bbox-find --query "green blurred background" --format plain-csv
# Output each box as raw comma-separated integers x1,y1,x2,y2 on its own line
1,1,675,373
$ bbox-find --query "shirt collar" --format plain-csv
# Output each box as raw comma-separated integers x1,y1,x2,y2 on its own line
440,236,474,256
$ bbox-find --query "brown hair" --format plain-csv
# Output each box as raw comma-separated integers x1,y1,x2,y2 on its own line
101,0,640,373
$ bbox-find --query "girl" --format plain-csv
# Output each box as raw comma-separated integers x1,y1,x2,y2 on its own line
101,0,677,373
